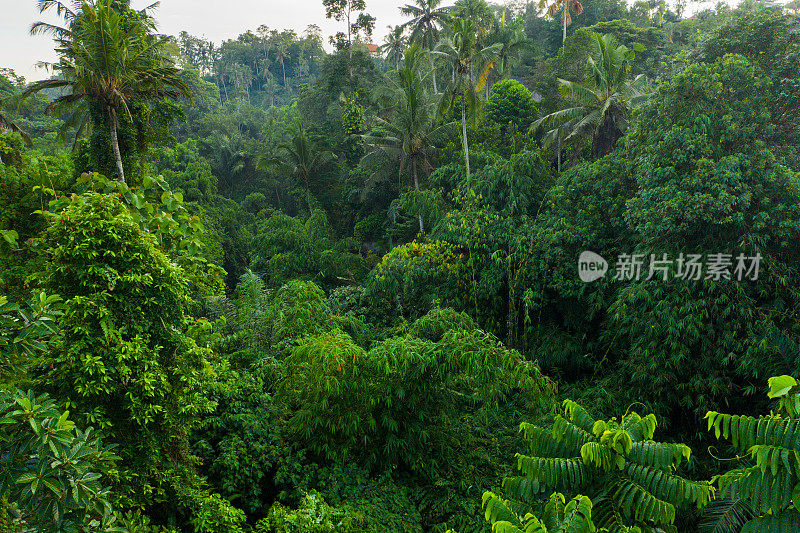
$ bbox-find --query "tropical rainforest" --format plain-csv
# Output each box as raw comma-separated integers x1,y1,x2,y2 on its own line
1,0,800,531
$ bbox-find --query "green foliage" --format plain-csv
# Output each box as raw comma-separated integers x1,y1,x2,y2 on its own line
483,491,608,533
193,365,304,515
704,376,800,532
366,239,466,320
251,210,365,290
279,322,555,473
0,291,62,387
37,192,217,512
342,92,365,135
0,151,75,297
406,305,477,342
0,389,121,532
257,491,367,532
503,400,712,531
485,79,539,131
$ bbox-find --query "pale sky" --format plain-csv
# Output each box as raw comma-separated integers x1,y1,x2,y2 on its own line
0,0,780,82
0,0,410,81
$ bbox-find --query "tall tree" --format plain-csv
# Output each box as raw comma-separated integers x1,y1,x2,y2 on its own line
362,45,456,235
540,0,584,45
323,0,375,74
380,25,408,70
400,0,453,92
478,11,528,97
435,17,500,180
258,124,337,212
533,33,647,160
23,0,190,183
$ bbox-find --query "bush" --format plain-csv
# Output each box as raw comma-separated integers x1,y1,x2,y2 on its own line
485,79,539,131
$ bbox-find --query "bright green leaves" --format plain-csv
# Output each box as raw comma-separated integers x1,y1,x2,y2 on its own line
769,375,799,399
0,228,18,248
706,376,800,530
0,389,122,532
278,314,555,474
506,400,709,531
482,491,598,533
38,192,217,510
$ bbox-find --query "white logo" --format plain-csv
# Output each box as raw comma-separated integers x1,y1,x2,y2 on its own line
578,251,608,282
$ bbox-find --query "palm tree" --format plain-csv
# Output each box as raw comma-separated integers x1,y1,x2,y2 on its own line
400,0,453,92
540,0,584,45
379,25,408,70
258,124,337,212
23,0,190,183
435,17,500,180
0,109,31,147
478,11,528,97
532,33,647,162
361,45,456,235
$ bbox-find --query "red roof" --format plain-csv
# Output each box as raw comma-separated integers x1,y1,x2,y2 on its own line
365,43,379,53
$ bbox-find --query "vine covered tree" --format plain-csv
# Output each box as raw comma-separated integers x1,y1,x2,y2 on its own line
23,0,191,183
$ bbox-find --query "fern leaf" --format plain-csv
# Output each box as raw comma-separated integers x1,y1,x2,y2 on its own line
698,496,756,533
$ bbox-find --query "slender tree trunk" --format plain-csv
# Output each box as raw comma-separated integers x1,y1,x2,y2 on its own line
461,96,470,181
431,57,438,93
563,7,568,43
347,10,353,78
303,174,313,213
281,57,287,86
412,158,425,236
557,134,562,173
108,107,125,183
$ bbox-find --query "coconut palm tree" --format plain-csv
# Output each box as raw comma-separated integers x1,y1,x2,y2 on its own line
532,33,647,162
540,0,584,45
361,45,456,235
258,124,337,212
435,17,501,181
477,11,528,97
0,109,31,147
401,0,453,92
379,25,408,70
23,0,189,183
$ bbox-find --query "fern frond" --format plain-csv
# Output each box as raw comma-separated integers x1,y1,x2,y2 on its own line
698,496,756,533
483,491,525,528
580,441,622,471
563,399,597,432
521,422,576,457
553,414,595,453
622,412,657,441
706,413,798,451
501,476,547,503
628,441,691,470
625,464,715,508
516,454,588,491
611,478,676,525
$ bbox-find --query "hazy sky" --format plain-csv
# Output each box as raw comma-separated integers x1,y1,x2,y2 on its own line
0,0,409,81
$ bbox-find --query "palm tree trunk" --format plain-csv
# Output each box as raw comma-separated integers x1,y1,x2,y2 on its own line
431,59,438,93
108,107,125,183
281,57,287,86
461,96,470,181
557,134,562,173
412,158,425,236
562,6,568,43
